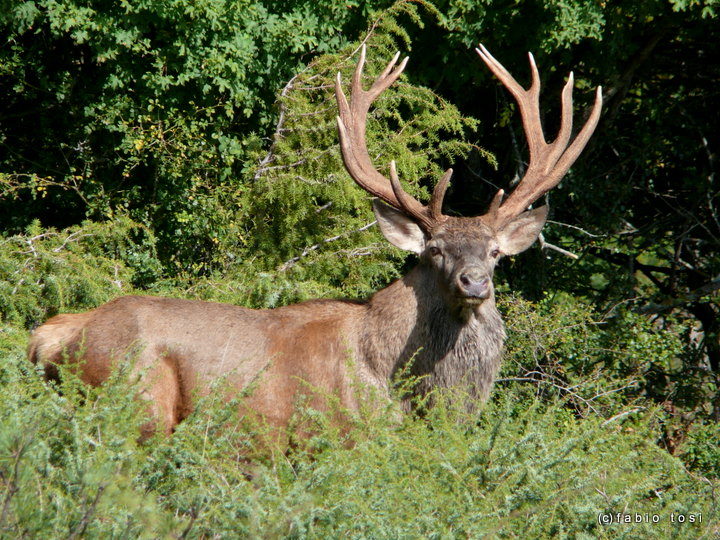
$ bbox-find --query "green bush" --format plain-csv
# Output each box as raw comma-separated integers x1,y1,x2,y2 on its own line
682,419,720,478
500,293,690,416
0,216,159,326
0,337,716,538
0,342,180,537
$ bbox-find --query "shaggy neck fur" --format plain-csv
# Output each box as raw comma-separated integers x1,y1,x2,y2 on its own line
360,262,506,408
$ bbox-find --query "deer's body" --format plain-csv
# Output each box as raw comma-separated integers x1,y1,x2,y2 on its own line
30,295,367,436
28,45,601,440
29,230,506,436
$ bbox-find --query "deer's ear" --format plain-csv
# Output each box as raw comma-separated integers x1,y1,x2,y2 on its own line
496,205,548,256
372,199,426,254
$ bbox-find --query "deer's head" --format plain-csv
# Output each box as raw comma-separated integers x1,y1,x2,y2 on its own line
372,198,547,309
336,45,602,311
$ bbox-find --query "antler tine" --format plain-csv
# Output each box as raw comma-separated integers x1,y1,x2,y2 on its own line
485,189,505,222
429,168,453,220
476,44,603,229
553,72,575,163
554,84,602,178
336,45,448,231
389,160,429,225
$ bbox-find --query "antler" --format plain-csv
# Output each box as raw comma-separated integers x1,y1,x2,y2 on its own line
335,45,451,231
476,44,603,229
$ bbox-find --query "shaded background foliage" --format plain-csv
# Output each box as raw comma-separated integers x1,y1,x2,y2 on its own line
0,0,719,535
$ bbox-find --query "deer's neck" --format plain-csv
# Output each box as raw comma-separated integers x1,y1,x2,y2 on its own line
360,264,506,402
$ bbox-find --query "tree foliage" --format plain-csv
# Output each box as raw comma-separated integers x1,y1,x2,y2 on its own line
0,0,395,271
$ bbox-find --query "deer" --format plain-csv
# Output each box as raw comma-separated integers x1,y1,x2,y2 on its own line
28,45,602,442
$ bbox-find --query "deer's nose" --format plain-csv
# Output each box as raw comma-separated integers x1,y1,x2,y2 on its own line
457,269,490,299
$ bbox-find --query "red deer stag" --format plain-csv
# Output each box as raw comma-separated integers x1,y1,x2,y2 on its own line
28,45,602,439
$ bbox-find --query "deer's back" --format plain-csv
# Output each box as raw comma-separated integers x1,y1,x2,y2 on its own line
29,295,372,416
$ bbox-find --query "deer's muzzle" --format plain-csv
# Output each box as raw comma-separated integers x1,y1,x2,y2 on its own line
457,269,491,303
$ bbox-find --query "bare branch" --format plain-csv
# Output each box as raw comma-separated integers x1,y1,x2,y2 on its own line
52,232,95,253
546,219,605,238
601,407,646,426
538,233,579,259
254,69,306,181
68,484,107,540
278,220,377,271
0,432,35,528
639,277,720,314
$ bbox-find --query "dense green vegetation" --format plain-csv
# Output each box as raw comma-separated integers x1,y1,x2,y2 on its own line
1,0,718,536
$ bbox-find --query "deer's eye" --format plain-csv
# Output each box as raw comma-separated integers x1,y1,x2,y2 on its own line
429,246,442,257
490,248,501,258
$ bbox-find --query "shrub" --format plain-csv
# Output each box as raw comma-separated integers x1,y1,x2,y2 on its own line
0,217,159,327
1,329,717,538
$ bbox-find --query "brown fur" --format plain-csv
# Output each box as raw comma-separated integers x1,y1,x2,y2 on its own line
27,211,545,442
